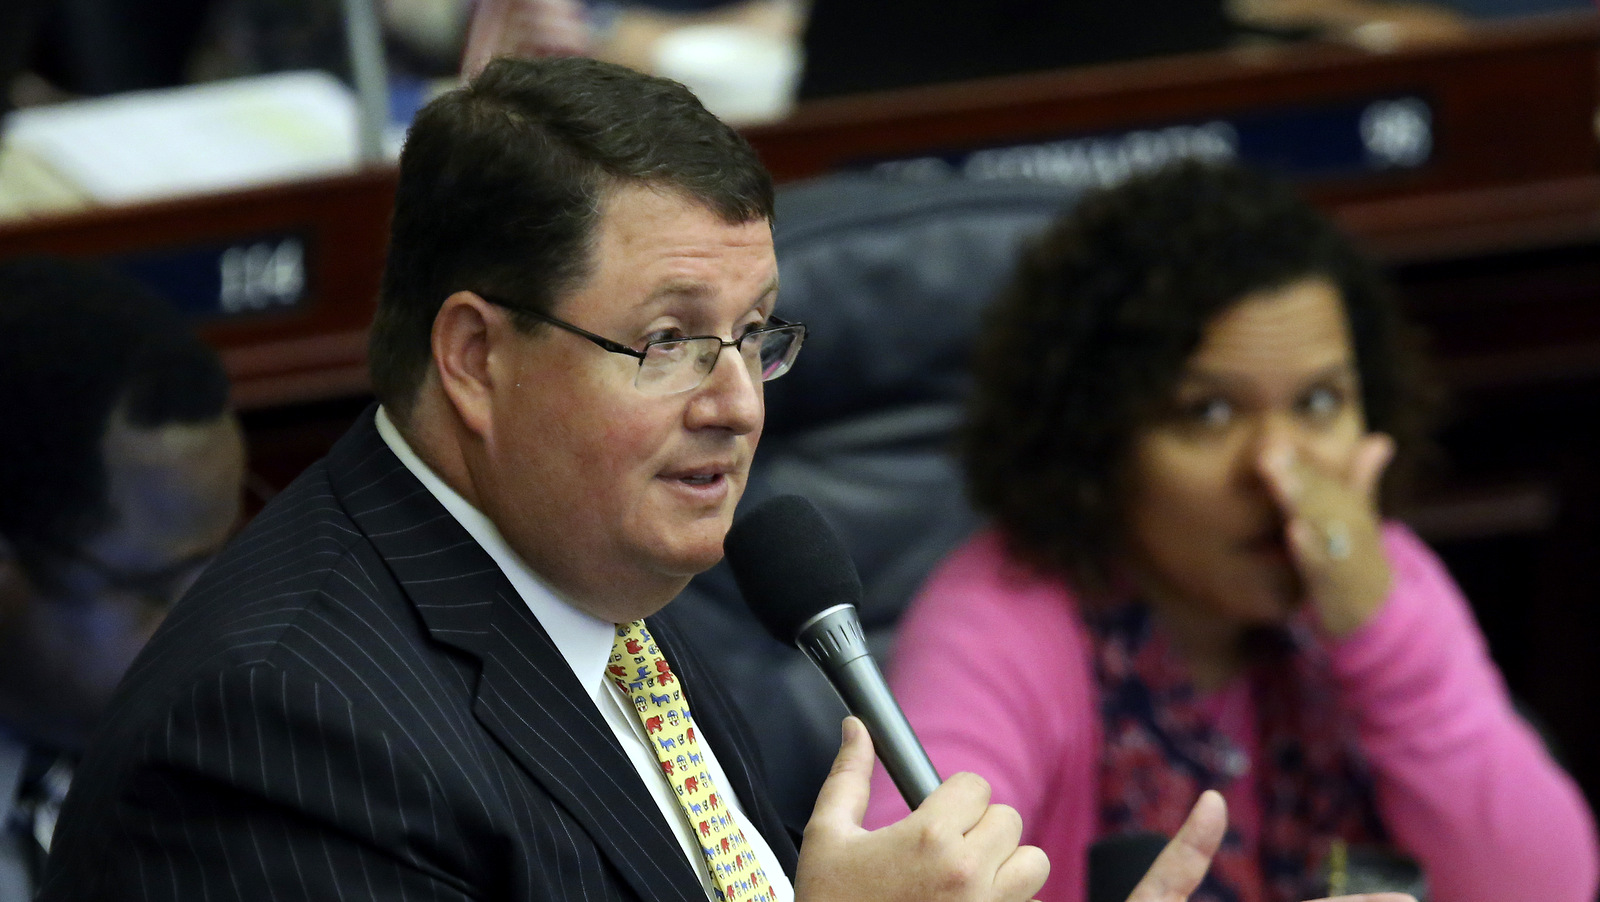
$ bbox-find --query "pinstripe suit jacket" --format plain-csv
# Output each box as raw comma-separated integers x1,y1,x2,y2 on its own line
38,407,799,901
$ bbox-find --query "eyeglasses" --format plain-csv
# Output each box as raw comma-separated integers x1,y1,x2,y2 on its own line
479,294,806,396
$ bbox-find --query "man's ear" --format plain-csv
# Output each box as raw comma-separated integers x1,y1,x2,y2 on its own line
431,291,504,439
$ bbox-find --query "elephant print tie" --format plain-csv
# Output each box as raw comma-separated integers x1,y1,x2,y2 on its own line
609,620,775,902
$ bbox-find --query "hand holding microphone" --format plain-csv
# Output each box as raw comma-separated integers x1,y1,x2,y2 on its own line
725,494,1049,902
724,493,940,807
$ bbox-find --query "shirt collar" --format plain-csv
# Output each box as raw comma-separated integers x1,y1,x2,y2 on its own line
374,406,617,702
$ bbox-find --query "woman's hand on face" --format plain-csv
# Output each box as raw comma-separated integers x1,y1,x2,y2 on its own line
1258,433,1395,637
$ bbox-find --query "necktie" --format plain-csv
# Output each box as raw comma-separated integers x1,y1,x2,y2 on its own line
609,620,775,902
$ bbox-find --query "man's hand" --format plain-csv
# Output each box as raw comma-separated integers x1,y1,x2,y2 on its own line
793,717,1050,902
794,723,1413,902
1128,790,1417,902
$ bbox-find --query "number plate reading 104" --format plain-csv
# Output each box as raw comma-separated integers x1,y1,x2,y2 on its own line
219,238,306,314
111,233,310,320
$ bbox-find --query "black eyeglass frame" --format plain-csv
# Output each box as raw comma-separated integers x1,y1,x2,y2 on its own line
476,293,806,391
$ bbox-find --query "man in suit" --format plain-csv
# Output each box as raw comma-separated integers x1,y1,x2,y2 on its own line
36,55,1049,902
36,56,1402,902
0,257,244,899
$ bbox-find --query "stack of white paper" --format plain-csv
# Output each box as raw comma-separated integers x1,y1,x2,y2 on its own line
1,70,393,207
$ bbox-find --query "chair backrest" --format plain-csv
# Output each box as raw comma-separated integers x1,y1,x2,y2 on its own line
664,172,1080,827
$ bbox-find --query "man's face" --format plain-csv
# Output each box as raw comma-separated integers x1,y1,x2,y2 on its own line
473,185,776,622
0,411,246,749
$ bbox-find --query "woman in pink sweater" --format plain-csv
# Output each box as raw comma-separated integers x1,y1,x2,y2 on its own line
863,161,1598,902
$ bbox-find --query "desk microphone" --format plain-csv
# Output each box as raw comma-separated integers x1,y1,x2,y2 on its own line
724,494,942,808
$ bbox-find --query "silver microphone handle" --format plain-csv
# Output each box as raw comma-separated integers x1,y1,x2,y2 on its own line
794,604,942,808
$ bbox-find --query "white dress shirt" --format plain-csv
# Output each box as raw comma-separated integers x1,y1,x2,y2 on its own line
376,408,794,902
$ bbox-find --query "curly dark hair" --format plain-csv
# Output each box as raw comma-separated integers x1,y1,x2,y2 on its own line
962,160,1434,594
370,55,775,421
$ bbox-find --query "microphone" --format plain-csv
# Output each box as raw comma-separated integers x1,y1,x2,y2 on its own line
724,494,942,808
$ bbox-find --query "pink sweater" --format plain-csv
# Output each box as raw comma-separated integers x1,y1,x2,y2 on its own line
863,523,1598,902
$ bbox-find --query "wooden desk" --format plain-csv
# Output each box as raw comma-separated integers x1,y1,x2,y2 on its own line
0,15,1592,411
743,13,1600,401
0,168,395,410
747,14,1600,256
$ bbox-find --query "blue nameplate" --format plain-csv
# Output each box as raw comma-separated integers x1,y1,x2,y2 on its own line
109,232,311,320
865,94,1434,188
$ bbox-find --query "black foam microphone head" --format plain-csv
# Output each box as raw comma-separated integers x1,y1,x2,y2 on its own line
724,494,864,643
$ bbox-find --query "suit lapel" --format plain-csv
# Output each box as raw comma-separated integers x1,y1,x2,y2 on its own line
326,410,704,902
472,601,706,902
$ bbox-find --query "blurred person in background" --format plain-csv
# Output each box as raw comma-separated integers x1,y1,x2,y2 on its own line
460,0,804,123
0,257,244,900
461,0,801,78
0,0,215,112
862,161,1599,902
207,0,800,96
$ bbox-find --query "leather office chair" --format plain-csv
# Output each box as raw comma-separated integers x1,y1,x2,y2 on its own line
669,172,1081,827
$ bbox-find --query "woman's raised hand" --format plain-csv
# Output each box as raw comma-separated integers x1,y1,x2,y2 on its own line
1258,432,1395,636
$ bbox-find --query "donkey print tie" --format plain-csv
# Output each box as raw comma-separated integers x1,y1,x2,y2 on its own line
608,620,775,902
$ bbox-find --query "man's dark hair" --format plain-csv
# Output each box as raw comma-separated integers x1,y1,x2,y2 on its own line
0,257,231,573
369,55,776,420
962,160,1435,594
